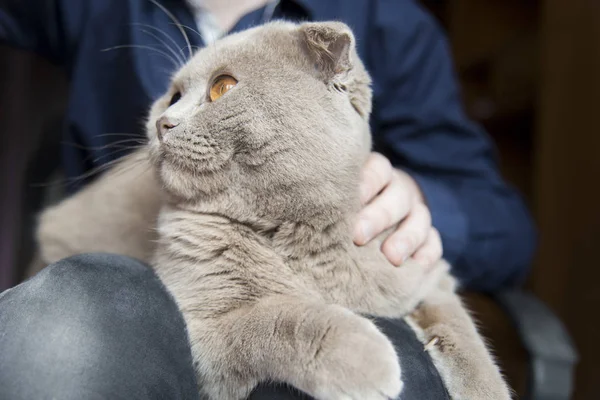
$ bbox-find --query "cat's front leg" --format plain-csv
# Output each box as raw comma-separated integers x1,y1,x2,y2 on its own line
408,276,512,400
217,295,402,400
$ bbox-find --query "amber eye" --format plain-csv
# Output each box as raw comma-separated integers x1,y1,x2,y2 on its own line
209,75,238,102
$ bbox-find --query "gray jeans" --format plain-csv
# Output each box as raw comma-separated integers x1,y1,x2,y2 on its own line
0,253,449,400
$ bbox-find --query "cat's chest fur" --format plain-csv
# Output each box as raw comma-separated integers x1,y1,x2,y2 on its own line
151,205,388,315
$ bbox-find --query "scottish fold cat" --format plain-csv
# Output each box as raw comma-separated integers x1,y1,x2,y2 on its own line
36,21,511,400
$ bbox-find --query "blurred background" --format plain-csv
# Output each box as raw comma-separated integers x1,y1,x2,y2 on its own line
0,0,598,398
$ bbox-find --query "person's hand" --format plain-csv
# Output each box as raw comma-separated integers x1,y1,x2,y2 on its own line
353,153,442,266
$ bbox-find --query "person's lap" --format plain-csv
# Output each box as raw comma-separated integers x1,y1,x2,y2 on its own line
0,253,449,400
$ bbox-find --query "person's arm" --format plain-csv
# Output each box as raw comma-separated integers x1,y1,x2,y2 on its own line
0,0,86,64
369,0,536,292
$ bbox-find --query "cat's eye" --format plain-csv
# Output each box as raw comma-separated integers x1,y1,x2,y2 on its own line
209,75,238,102
169,92,182,106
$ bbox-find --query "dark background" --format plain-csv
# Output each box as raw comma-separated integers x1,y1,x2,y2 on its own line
421,1,600,398
1,0,598,398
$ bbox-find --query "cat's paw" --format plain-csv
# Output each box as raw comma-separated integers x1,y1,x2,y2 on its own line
303,311,402,400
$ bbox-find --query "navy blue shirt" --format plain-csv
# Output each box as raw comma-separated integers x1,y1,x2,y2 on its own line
0,0,537,291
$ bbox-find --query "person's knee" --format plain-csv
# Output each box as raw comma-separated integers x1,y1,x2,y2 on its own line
7,253,169,328
0,252,181,352
37,252,156,291
27,252,174,316
0,253,195,400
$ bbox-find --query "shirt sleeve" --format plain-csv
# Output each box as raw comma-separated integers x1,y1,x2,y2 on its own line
0,0,86,64
369,0,537,292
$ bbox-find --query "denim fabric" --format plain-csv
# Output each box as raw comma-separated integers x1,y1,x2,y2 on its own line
0,253,449,399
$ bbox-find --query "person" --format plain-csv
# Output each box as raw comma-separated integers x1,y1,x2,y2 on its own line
0,0,536,399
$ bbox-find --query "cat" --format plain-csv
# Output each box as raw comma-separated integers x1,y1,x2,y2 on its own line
34,21,511,400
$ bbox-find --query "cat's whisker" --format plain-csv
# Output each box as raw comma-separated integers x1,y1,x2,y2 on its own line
70,156,137,181
94,132,146,139
145,53,181,69
62,138,147,152
158,67,177,77
107,157,152,183
60,138,147,167
89,151,148,178
93,138,147,148
104,138,147,146
101,45,175,66
90,145,148,165
139,28,185,67
149,0,193,58
130,22,187,64
173,23,204,43
30,155,135,189
177,45,201,58
101,44,180,68
101,151,148,173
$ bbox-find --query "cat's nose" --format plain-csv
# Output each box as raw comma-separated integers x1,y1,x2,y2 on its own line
156,116,180,140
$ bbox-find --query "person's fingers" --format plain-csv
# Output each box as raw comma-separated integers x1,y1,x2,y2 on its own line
359,153,393,205
354,177,412,245
412,227,443,267
381,203,432,266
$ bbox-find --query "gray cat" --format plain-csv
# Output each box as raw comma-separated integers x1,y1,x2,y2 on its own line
34,21,511,400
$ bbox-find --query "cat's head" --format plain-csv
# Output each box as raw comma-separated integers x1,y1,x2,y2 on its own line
147,21,372,224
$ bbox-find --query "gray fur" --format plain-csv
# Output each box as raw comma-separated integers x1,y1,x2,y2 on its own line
34,21,511,400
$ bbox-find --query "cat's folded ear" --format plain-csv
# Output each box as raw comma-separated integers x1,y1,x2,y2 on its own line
299,22,355,82
298,21,372,118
